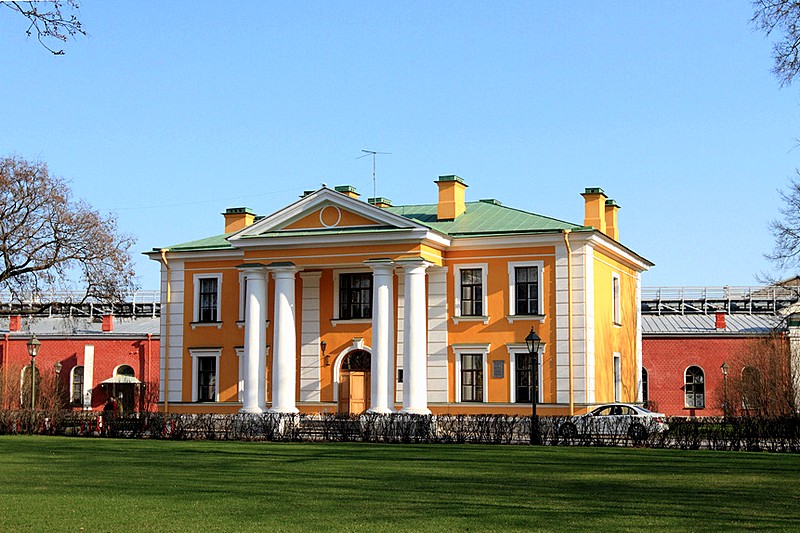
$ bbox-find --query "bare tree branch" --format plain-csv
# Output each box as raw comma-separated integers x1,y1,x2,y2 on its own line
1,0,86,55
0,155,136,302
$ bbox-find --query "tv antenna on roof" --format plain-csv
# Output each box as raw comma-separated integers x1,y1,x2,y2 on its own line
357,149,391,200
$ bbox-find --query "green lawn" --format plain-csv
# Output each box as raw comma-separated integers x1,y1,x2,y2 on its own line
1,437,799,532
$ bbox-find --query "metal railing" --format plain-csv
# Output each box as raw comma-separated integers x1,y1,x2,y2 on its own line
0,290,161,318
641,286,800,315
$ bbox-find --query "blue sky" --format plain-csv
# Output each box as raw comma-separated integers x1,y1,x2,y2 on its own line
1,1,798,290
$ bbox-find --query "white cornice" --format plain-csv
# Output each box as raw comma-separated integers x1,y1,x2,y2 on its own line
447,232,566,250
583,232,653,272
144,249,244,261
230,228,450,250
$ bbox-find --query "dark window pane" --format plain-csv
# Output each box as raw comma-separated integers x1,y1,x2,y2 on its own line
197,357,216,402
339,273,373,319
461,354,483,402
198,278,218,322
514,266,539,315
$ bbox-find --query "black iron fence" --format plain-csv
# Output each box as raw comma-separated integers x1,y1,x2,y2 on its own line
1,410,798,452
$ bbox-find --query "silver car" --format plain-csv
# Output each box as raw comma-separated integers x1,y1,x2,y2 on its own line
558,403,669,440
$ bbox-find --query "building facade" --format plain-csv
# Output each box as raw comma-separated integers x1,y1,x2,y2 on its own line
148,177,652,415
0,295,160,412
641,286,798,417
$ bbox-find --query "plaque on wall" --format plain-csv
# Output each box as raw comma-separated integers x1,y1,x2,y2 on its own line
492,360,505,379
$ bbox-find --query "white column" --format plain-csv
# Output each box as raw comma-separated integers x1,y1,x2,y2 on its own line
268,263,299,414
240,265,267,414
366,260,395,414
399,259,431,414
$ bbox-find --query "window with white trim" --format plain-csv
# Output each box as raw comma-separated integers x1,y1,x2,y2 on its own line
612,273,621,325
510,350,544,404
507,261,544,316
71,365,84,405
193,273,222,323
190,348,221,402
454,264,488,318
454,344,490,402
685,366,705,408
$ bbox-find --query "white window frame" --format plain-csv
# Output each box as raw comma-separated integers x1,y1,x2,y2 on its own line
507,260,545,320
507,343,544,404
684,365,706,409
612,273,621,326
189,348,221,402
332,268,373,324
193,273,223,327
453,263,489,324
453,344,490,403
613,352,622,402
70,365,84,405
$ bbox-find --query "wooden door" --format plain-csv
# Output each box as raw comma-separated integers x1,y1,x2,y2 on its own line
338,371,370,415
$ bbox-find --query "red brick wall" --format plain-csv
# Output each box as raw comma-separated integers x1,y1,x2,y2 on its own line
643,336,753,417
1,334,159,411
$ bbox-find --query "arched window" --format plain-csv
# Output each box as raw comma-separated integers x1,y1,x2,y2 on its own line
20,366,41,408
741,366,761,411
341,350,370,371
71,366,84,405
685,366,705,408
116,365,135,377
641,368,649,405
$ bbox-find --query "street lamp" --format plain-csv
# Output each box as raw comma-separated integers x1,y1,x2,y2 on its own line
26,334,41,411
54,361,63,408
525,327,542,445
721,361,730,419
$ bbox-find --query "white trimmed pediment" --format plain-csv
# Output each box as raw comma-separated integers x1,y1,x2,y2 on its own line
227,187,427,242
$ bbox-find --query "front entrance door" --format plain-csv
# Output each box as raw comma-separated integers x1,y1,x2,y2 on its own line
337,350,371,415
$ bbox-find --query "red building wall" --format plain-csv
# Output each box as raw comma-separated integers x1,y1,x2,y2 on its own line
642,336,753,417
1,333,159,411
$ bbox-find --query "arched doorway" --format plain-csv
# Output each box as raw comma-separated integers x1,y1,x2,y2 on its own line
338,349,371,415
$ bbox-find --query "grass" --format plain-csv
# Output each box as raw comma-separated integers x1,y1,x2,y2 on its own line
0,437,799,532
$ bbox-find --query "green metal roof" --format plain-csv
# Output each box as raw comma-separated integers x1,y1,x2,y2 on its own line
166,233,234,251
161,200,585,252
386,201,584,236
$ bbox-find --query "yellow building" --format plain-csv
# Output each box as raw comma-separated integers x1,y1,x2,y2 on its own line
146,177,652,415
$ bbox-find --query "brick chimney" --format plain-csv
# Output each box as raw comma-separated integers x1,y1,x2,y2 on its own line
604,199,620,240
335,185,360,199
581,187,607,234
715,311,726,330
102,314,114,333
223,207,256,233
9,315,21,332
436,175,468,220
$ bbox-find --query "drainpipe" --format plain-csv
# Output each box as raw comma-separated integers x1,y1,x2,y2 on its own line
3,333,9,410
160,249,171,414
146,333,152,412
563,230,574,415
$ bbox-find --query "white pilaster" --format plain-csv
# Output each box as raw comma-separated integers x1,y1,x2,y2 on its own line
399,259,431,414
300,271,322,402
268,263,299,414
160,259,184,404
366,260,395,414
83,345,94,410
427,266,449,403
240,265,267,413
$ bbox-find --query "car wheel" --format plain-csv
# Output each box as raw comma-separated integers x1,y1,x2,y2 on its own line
628,423,647,441
559,422,578,439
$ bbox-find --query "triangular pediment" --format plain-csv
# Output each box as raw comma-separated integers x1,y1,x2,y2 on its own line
227,187,429,243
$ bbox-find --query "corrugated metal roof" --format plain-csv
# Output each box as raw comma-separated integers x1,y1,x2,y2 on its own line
386,201,583,235
0,317,159,337
642,314,782,335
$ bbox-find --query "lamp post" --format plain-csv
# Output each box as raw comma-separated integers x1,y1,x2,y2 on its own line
721,361,730,419
54,361,62,409
525,327,542,445
26,334,41,411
